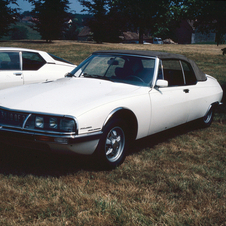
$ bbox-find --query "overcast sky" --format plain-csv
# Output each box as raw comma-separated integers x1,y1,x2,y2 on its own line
12,0,84,13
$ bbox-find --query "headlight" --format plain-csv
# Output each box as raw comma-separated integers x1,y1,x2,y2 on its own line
60,118,75,132
49,117,58,129
25,114,76,134
35,116,44,128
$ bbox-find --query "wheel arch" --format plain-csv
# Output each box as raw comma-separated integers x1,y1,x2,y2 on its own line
205,101,220,115
211,101,221,108
103,107,138,141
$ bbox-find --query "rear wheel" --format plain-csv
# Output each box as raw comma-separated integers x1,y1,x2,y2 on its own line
95,119,128,169
200,106,214,127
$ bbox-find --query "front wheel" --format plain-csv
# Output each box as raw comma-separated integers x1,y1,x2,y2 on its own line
95,119,128,169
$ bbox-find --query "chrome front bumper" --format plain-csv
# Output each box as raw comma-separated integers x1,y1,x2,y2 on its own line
0,127,102,155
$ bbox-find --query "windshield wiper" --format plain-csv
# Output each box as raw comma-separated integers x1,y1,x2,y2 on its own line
65,72,75,77
83,73,102,78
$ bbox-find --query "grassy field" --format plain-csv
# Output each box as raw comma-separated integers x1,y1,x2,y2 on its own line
0,40,225,226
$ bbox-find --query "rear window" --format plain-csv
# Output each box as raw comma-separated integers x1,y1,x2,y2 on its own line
181,61,197,85
49,53,73,65
22,52,46,70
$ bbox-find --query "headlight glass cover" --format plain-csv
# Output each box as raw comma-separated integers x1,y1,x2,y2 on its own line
35,116,44,128
49,117,58,129
25,114,76,134
60,118,75,132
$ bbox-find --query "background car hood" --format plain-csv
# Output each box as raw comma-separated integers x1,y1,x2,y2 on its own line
0,77,143,116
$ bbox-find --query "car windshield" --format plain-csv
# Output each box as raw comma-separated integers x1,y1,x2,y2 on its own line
70,54,156,86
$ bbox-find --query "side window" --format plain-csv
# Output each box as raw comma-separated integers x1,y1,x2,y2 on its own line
162,60,184,86
22,52,46,70
181,61,197,85
0,52,20,70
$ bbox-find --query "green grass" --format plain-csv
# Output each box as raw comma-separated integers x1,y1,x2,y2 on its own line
0,41,225,225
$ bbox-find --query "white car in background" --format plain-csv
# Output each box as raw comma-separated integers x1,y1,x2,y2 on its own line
0,50,223,169
153,38,163,44
0,47,76,90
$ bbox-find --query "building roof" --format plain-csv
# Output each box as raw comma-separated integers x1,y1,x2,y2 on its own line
120,31,150,41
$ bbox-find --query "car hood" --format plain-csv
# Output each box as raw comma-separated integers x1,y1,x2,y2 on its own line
0,77,144,116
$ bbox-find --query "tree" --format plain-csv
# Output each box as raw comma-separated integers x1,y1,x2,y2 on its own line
79,0,180,43
111,0,176,43
0,0,18,38
29,0,70,42
183,0,226,45
11,25,28,39
78,0,109,43
154,0,185,41
64,18,79,40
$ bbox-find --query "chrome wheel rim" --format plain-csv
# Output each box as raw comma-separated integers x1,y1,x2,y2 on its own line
204,109,213,124
105,126,125,163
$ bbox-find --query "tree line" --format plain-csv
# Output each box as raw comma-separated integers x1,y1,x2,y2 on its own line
0,0,226,45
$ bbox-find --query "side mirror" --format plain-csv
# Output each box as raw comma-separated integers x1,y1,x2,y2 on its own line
156,79,168,87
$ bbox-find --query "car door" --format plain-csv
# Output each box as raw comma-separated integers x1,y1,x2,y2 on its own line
180,60,208,121
0,51,23,90
149,59,190,134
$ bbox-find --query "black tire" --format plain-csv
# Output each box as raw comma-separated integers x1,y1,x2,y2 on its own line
200,106,214,128
95,119,128,170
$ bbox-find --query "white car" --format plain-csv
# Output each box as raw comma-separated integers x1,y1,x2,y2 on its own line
153,38,163,44
0,50,223,169
0,47,76,90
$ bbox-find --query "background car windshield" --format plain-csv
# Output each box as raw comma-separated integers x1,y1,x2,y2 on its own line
74,54,155,86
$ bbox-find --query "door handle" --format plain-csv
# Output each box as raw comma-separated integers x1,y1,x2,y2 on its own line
183,89,189,93
13,73,22,76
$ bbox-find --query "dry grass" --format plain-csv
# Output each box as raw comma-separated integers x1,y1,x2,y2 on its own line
0,40,225,225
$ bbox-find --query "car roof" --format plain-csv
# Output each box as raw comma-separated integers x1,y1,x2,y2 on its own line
93,50,207,81
94,50,188,60
0,47,74,65
0,47,44,53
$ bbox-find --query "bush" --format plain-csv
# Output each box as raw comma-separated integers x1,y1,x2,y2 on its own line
11,25,28,40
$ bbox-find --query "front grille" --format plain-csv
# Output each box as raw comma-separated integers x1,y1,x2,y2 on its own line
0,108,29,128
